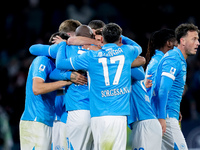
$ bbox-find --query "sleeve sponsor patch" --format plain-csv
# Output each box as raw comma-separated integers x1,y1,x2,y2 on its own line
39,64,46,71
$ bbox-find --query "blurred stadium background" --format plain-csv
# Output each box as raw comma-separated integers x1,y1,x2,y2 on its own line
1,0,200,149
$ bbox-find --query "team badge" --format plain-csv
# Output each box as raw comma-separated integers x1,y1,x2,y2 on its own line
170,67,176,75
39,64,46,71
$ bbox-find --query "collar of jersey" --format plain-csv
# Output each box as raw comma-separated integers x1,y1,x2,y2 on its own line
102,43,119,50
174,46,186,62
155,49,165,56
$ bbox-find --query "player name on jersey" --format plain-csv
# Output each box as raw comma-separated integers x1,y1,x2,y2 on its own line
97,47,123,57
101,87,130,97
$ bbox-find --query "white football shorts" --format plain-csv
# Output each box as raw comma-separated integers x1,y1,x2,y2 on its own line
162,118,188,150
66,110,93,150
19,120,52,150
52,120,67,150
91,115,127,150
131,119,162,150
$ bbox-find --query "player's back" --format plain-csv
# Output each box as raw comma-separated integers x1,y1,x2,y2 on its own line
64,45,89,111
85,43,139,117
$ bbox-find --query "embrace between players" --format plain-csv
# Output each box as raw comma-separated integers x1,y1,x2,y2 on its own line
19,19,199,150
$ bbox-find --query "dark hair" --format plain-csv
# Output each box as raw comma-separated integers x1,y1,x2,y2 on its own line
102,23,122,43
95,29,102,35
88,20,105,30
144,28,175,69
175,23,199,44
49,32,70,44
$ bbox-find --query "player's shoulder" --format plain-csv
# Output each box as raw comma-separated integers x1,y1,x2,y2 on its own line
120,44,135,50
163,48,178,59
33,56,54,66
120,44,139,56
34,56,50,62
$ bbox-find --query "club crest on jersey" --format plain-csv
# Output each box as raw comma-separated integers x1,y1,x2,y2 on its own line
39,64,46,71
170,67,176,75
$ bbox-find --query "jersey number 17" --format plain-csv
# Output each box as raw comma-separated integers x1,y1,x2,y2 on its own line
98,55,125,86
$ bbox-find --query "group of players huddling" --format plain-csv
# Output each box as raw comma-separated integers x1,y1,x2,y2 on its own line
19,19,199,150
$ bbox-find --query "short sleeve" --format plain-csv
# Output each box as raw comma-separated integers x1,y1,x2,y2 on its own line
32,57,52,80
161,58,180,81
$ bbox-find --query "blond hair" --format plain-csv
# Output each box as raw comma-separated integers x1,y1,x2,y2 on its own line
59,19,82,33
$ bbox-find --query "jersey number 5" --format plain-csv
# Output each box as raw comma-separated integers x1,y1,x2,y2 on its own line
98,55,125,86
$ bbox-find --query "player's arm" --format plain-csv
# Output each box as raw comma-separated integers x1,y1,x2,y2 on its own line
56,41,74,70
68,36,103,47
32,77,72,95
49,68,72,81
49,68,87,85
121,35,142,54
131,56,146,67
131,66,145,81
56,41,90,71
157,57,180,134
158,75,173,134
29,44,60,59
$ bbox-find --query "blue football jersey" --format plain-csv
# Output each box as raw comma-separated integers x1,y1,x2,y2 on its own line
145,50,164,112
68,43,141,117
20,56,56,127
127,67,156,129
63,44,90,111
54,95,65,121
152,47,187,120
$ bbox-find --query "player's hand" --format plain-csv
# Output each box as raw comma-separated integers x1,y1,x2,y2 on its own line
145,78,152,88
70,71,87,85
179,112,182,122
52,35,67,44
158,119,166,136
94,40,103,47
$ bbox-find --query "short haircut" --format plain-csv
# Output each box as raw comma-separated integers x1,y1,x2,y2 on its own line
102,23,122,43
59,19,82,33
75,25,94,39
88,20,105,30
175,23,199,44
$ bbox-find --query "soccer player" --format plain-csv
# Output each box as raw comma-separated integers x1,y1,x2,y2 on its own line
153,23,199,150
88,19,105,34
29,19,87,84
127,66,162,150
144,28,177,111
56,23,142,150
67,19,105,46
58,19,82,36
48,25,95,150
19,54,72,150
48,32,70,150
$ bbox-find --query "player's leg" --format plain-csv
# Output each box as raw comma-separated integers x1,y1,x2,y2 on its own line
91,116,127,150
20,120,35,150
52,120,68,150
131,119,162,150
162,118,188,150
66,110,93,150
52,120,60,150
20,120,52,150
34,122,52,150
